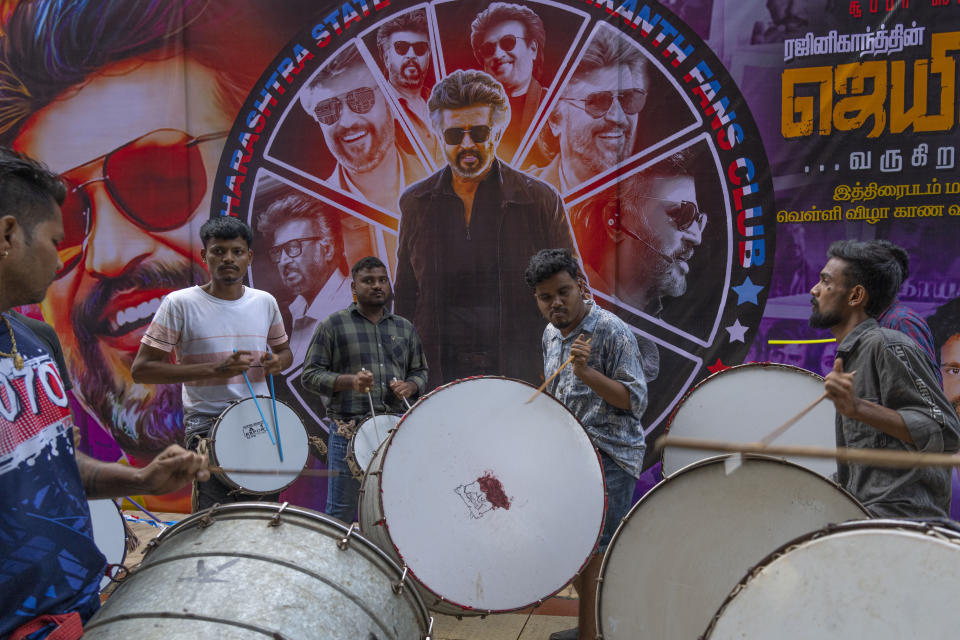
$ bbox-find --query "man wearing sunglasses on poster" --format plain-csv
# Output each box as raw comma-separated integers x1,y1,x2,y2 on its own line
0,1,314,489
257,194,353,369
470,2,547,161
376,10,439,162
299,45,426,213
395,69,574,389
574,151,706,316
534,28,649,192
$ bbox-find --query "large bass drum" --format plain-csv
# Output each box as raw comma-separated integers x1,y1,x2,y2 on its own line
661,363,837,479
209,395,310,493
82,503,432,639
359,376,605,615
703,519,960,639
597,455,868,640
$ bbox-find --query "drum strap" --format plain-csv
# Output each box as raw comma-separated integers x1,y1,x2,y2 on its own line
10,612,83,640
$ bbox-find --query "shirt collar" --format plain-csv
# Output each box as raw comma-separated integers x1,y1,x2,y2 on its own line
290,270,350,320
836,317,879,356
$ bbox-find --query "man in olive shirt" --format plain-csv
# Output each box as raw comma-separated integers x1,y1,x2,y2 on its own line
811,240,960,518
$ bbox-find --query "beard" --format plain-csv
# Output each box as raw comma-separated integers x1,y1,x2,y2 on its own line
809,307,842,329
392,60,425,90
331,121,395,174
452,147,490,178
70,261,207,459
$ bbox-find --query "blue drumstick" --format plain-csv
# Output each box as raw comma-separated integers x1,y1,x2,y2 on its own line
266,345,284,462
234,349,279,452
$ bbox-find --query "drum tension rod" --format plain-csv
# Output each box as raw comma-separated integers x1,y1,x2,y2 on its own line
338,523,357,550
422,616,434,640
392,566,409,594
269,502,290,527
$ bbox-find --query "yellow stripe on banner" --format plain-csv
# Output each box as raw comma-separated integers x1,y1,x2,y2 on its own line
767,338,837,345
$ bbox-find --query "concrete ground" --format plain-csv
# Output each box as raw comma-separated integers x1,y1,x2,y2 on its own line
112,510,579,639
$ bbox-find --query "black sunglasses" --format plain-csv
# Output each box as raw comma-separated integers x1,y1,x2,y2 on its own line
313,87,377,126
268,236,324,263
561,88,647,118
442,125,491,145
393,40,429,56
478,34,530,59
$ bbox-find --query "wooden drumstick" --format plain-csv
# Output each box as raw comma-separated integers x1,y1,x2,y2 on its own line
526,338,591,403
392,377,413,411
757,370,856,447
655,435,960,470
209,465,339,477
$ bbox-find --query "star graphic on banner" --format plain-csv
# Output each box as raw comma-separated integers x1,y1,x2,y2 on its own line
725,319,749,343
707,358,731,374
732,276,764,305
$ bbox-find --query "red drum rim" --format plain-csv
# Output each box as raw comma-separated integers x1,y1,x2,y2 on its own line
375,375,606,615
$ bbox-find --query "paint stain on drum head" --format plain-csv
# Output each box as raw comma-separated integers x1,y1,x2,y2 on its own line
478,470,511,510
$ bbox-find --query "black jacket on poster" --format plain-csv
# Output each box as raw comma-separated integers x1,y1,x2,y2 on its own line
395,159,574,390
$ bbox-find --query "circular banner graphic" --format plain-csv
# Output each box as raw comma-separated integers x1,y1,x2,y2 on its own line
211,0,776,467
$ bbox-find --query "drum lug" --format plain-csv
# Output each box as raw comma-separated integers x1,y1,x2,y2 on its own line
422,615,434,640
198,503,221,528
337,523,357,550
391,566,409,594
269,501,290,527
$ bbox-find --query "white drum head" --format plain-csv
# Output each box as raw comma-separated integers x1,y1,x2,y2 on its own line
377,377,604,613
705,521,960,638
211,396,309,493
352,414,402,474
662,363,837,479
87,499,126,590
598,455,868,640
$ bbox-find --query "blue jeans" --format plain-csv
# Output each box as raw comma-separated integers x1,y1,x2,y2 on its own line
325,430,360,523
599,451,637,553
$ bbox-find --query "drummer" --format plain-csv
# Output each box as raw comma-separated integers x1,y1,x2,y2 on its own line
301,256,428,524
811,239,960,518
524,249,647,640
0,147,208,638
132,216,292,511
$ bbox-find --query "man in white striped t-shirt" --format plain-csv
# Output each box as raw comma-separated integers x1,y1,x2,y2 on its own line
133,217,292,510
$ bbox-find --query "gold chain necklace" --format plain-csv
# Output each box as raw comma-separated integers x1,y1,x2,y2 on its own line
0,314,24,370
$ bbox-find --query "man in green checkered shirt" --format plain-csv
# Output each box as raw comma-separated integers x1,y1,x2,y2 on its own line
301,256,428,522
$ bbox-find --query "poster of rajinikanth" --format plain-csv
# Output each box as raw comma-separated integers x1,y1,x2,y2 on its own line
1,0,958,514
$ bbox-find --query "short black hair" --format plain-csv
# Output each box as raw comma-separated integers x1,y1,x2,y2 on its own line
199,216,253,249
929,297,960,359
376,10,428,64
826,239,901,317
0,146,66,240
351,255,386,278
524,248,580,289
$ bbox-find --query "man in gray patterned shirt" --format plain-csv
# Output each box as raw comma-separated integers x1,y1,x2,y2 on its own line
525,248,647,640
811,240,960,518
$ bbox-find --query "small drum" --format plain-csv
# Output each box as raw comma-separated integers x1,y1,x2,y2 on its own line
703,520,960,638
360,376,605,615
597,455,868,640
209,395,309,494
348,413,403,478
87,499,127,590
82,503,432,639
662,363,838,479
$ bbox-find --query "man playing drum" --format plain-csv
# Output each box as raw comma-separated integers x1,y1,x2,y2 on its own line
525,249,647,640
811,239,960,518
0,147,208,639
132,216,292,511
301,256,428,524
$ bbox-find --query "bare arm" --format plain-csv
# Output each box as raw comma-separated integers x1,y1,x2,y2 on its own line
77,445,209,499
131,343,254,384
571,334,632,410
